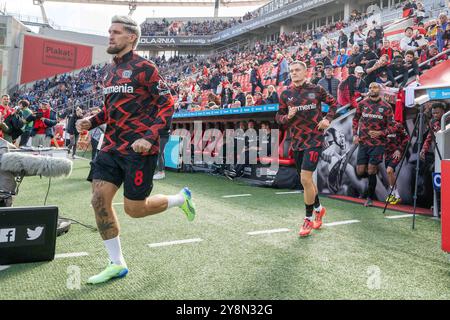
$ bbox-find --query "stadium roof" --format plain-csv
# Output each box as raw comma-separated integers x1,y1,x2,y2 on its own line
38,0,270,7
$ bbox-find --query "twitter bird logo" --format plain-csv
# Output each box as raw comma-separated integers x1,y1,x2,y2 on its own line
27,227,44,241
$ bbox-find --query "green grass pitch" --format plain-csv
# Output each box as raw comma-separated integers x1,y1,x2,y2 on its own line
1,158,449,300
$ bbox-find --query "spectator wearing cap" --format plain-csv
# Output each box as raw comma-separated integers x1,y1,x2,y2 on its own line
221,82,234,108
265,85,279,104
318,65,340,99
250,63,265,96
337,66,367,108
311,62,325,85
27,99,57,148
376,71,390,85
400,27,419,52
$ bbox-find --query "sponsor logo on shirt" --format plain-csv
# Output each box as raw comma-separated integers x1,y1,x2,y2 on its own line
362,112,383,120
293,104,317,111
103,84,134,94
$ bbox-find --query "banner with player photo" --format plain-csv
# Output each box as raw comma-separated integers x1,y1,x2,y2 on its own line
316,106,434,208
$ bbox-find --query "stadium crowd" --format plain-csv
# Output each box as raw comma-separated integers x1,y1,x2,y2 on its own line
140,12,256,37
1,1,449,165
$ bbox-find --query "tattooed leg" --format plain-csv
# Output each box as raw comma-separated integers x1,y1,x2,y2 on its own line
91,179,120,240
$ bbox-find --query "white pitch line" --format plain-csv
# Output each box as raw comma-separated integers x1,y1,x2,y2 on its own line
385,214,413,219
247,228,291,235
222,194,252,198
148,238,203,248
324,220,360,227
55,252,89,259
275,191,303,195
0,265,10,271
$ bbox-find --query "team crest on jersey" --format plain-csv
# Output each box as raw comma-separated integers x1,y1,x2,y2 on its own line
308,93,316,99
122,70,132,78
157,80,171,95
379,108,384,113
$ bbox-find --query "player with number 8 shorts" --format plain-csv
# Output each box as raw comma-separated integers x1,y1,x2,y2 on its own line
276,61,338,237
76,15,196,284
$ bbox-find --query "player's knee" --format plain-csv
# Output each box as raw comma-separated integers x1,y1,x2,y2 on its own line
300,173,313,186
91,192,104,211
386,167,394,175
124,202,146,218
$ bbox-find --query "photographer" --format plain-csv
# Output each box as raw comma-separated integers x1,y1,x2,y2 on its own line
27,99,58,148
66,106,84,158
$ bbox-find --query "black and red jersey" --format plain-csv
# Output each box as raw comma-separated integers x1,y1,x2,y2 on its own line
276,82,338,151
385,122,409,156
89,50,174,156
352,98,394,147
422,118,441,154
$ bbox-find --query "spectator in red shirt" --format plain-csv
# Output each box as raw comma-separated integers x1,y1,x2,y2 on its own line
0,94,12,139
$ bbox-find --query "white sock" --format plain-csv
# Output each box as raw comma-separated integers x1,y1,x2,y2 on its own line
103,236,127,267
314,204,322,212
167,191,185,208
394,188,400,198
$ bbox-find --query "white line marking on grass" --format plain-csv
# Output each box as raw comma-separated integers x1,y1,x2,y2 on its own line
222,194,252,198
247,228,291,235
275,191,303,195
55,252,89,259
0,265,10,271
324,220,360,227
385,214,413,219
148,238,203,248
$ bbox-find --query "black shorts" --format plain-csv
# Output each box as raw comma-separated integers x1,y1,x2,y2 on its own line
293,147,322,172
87,151,158,201
357,144,384,166
385,155,400,170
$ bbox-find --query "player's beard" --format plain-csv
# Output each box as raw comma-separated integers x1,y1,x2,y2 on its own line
369,91,379,98
107,43,126,54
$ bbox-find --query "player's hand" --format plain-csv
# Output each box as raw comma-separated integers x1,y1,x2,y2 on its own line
287,106,297,119
368,130,383,138
353,136,359,145
317,119,330,130
76,118,91,132
131,138,153,153
393,150,401,160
